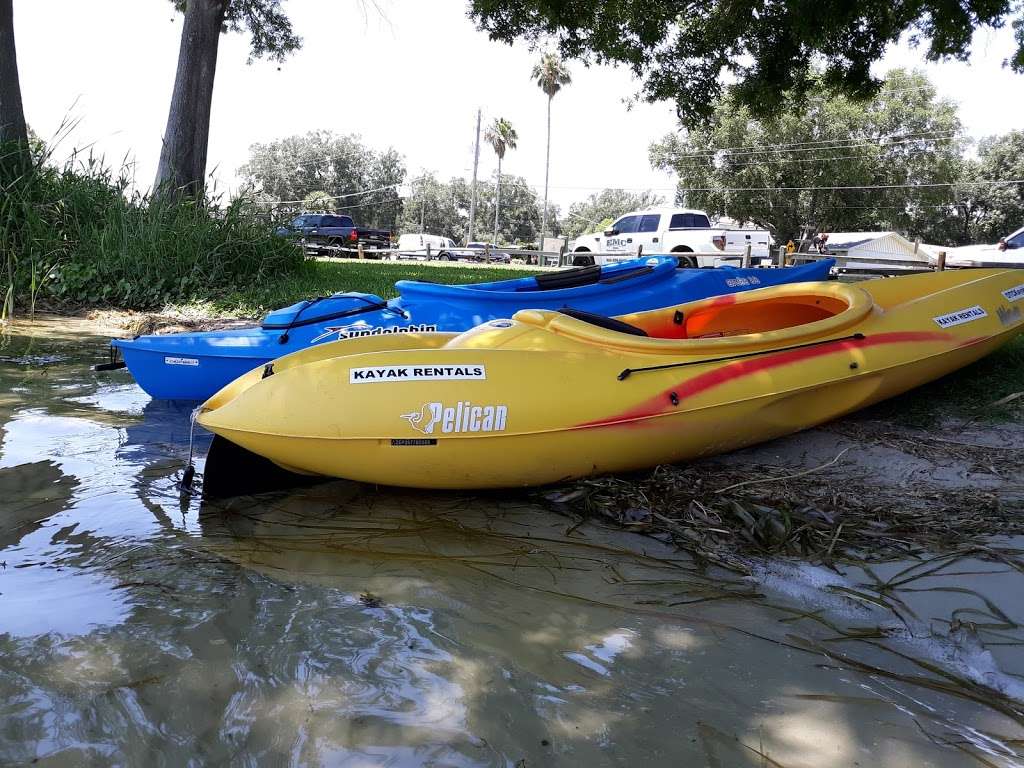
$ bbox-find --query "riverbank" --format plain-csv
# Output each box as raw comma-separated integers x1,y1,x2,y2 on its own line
74,257,544,332
539,406,1024,570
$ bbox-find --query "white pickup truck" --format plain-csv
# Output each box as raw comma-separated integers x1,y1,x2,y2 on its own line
569,207,773,267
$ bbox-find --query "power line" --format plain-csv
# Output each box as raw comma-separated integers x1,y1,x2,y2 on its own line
667,143,957,171
664,133,958,162
674,179,1024,192
655,129,955,158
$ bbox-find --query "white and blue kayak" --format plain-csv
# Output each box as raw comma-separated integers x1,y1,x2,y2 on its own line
110,256,834,400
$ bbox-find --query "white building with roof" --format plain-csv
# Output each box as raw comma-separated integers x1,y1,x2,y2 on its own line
822,231,931,273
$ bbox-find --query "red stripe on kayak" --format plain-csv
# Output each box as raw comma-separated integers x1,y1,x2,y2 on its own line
577,330,955,428
706,293,739,307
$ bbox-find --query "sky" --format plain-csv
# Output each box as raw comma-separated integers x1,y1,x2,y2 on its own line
11,0,1024,214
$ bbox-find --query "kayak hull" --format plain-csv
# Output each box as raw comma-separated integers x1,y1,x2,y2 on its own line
113,257,834,400
197,269,1024,489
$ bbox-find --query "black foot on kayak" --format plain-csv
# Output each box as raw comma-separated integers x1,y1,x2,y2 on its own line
201,435,324,499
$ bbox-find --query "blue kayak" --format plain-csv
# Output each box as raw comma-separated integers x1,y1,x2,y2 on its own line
112,256,835,400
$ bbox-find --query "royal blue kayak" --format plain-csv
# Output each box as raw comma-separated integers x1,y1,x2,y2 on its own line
111,256,835,400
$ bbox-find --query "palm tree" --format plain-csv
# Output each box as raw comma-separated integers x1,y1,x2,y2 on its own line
532,52,571,242
484,117,518,246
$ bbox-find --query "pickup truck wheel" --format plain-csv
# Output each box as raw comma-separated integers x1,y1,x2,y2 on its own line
439,252,453,261
572,254,595,267
675,255,697,269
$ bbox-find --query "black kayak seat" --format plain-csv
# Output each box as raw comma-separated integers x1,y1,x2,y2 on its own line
558,307,648,336
530,264,602,291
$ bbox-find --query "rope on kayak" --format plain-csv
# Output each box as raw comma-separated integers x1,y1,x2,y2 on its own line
276,297,324,344
179,405,202,496
616,333,866,380
273,295,408,343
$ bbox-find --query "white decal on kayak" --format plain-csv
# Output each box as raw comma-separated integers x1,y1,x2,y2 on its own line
310,323,438,344
932,305,987,329
997,304,1022,327
725,275,761,288
400,401,507,434
1003,284,1024,303
164,356,199,366
350,364,486,383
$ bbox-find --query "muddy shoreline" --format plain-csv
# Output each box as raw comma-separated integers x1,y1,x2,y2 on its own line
540,410,1024,567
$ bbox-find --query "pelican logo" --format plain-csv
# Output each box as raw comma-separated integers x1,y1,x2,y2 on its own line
400,401,508,434
997,304,1022,327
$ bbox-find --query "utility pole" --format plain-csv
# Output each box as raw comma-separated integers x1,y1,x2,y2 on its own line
419,176,426,233
467,109,481,243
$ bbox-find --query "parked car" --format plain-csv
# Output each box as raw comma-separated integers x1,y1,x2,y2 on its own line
940,226,1024,267
395,234,459,260
275,213,392,256
460,242,511,263
569,207,772,267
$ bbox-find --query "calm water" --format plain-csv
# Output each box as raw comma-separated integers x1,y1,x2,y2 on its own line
2,317,1024,767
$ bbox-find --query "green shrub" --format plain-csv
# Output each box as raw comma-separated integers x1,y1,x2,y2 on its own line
0,144,302,317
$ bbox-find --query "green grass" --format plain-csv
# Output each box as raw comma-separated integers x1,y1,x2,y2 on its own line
863,333,1024,426
1,142,300,317
207,258,544,316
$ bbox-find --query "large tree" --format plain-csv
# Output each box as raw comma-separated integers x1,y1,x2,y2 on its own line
397,172,468,240
649,70,966,243
0,0,28,181
473,174,542,244
394,173,545,244
531,51,571,240
484,117,518,244
237,131,406,229
469,0,1023,127
563,188,665,238
953,131,1024,244
155,0,300,196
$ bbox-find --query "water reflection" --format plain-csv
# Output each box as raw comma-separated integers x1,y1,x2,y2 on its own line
1,318,1024,766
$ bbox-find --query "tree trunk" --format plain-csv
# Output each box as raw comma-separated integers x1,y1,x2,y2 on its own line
493,157,502,245
0,0,28,181
154,0,228,197
541,94,551,243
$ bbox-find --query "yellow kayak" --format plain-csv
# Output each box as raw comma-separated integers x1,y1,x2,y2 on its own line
198,269,1024,489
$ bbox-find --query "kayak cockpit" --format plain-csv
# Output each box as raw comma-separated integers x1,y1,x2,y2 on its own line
514,281,873,353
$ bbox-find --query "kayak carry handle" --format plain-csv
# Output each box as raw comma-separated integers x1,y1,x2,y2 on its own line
617,332,867,380
93,361,126,371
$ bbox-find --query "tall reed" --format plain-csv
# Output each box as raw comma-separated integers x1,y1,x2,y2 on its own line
0,142,301,318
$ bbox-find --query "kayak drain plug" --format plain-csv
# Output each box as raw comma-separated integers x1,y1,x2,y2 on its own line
669,392,679,405
262,363,275,379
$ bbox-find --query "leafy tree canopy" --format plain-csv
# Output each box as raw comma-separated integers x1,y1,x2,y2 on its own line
238,130,405,229
468,0,1023,126
397,173,469,241
955,130,1024,244
395,173,547,245
649,69,967,243
563,189,666,238
171,0,301,61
